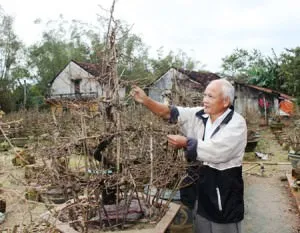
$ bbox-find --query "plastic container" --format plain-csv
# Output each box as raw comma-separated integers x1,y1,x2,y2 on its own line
288,153,300,169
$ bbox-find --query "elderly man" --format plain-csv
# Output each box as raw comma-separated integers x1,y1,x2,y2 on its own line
131,79,247,233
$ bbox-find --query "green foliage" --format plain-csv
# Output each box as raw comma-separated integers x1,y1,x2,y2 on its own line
150,48,200,78
222,48,284,93
247,51,282,91
115,24,153,84
279,47,300,98
221,48,266,79
222,47,300,101
0,11,22,80
0,7,26,111
0,78,14,112
221,48,250,76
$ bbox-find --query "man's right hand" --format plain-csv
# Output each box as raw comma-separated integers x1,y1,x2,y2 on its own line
130,85,171,119
130,85,148,104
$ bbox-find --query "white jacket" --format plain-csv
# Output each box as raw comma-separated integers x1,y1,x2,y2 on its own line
176,106,247,170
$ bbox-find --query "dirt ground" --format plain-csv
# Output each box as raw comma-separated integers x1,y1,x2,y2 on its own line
0,126,299,232
0,149,49,232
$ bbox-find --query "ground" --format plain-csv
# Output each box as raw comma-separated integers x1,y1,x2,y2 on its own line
244,173,300,233
243,125,300,233
0,126,299,232
0,149,49,232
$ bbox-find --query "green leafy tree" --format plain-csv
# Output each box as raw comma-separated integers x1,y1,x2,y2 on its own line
222,48,283,91
221,48,250,77
247,50,282,90
279,47,300,99
0,10,22,80
115,25,153,85
150,48,201,77
0,7,25,111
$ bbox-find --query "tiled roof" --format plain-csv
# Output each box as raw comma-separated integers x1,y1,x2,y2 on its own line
49,60,103,86
72,60,102,77
235,82,294,100
147,67,220,88
175,68,220,85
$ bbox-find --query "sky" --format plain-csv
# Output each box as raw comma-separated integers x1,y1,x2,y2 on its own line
1,0,300,72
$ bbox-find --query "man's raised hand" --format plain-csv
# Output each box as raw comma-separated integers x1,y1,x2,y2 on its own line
130,85,148,104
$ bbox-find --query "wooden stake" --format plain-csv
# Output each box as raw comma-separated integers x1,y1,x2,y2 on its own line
116,112,121,172
150,122,153,187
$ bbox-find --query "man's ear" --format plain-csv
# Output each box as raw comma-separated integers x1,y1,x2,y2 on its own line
223,97,230,108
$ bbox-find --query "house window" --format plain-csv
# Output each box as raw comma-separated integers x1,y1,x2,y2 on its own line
73,79,81,96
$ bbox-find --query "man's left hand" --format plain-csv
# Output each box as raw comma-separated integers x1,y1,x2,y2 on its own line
167,135,187,149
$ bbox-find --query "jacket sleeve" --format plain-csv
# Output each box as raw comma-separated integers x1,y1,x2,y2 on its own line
176,106,203,136
195,116,247,164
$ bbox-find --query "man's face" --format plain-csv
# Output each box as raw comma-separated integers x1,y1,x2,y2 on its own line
203,81,229,116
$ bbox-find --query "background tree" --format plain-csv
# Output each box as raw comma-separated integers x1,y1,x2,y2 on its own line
247,50,282,91
150,47,201,79
115,27,202,86
221,48,265,79
113,23,153,85
279,47,300,100
222,47,300,103
0,7,25,112
221,48,282,90
27,15,92,97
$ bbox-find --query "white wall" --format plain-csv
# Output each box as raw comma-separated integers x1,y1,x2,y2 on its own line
51,61,101,96
149,68,188,102
234,84,279,116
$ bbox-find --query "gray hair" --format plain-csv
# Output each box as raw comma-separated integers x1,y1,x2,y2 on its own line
220,79,235,105
210,79,235,105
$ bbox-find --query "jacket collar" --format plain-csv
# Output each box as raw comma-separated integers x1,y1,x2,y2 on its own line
195,105,234,126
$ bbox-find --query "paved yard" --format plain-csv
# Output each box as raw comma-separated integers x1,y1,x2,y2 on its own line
243,166,300,233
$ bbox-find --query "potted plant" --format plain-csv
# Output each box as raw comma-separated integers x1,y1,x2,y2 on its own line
269,115,284,132
245,130,260,152
288,128,300,171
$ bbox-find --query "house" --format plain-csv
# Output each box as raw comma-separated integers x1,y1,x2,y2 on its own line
234,82,295,117
147,67,220,106
148,68,295,117
48,60,125,100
